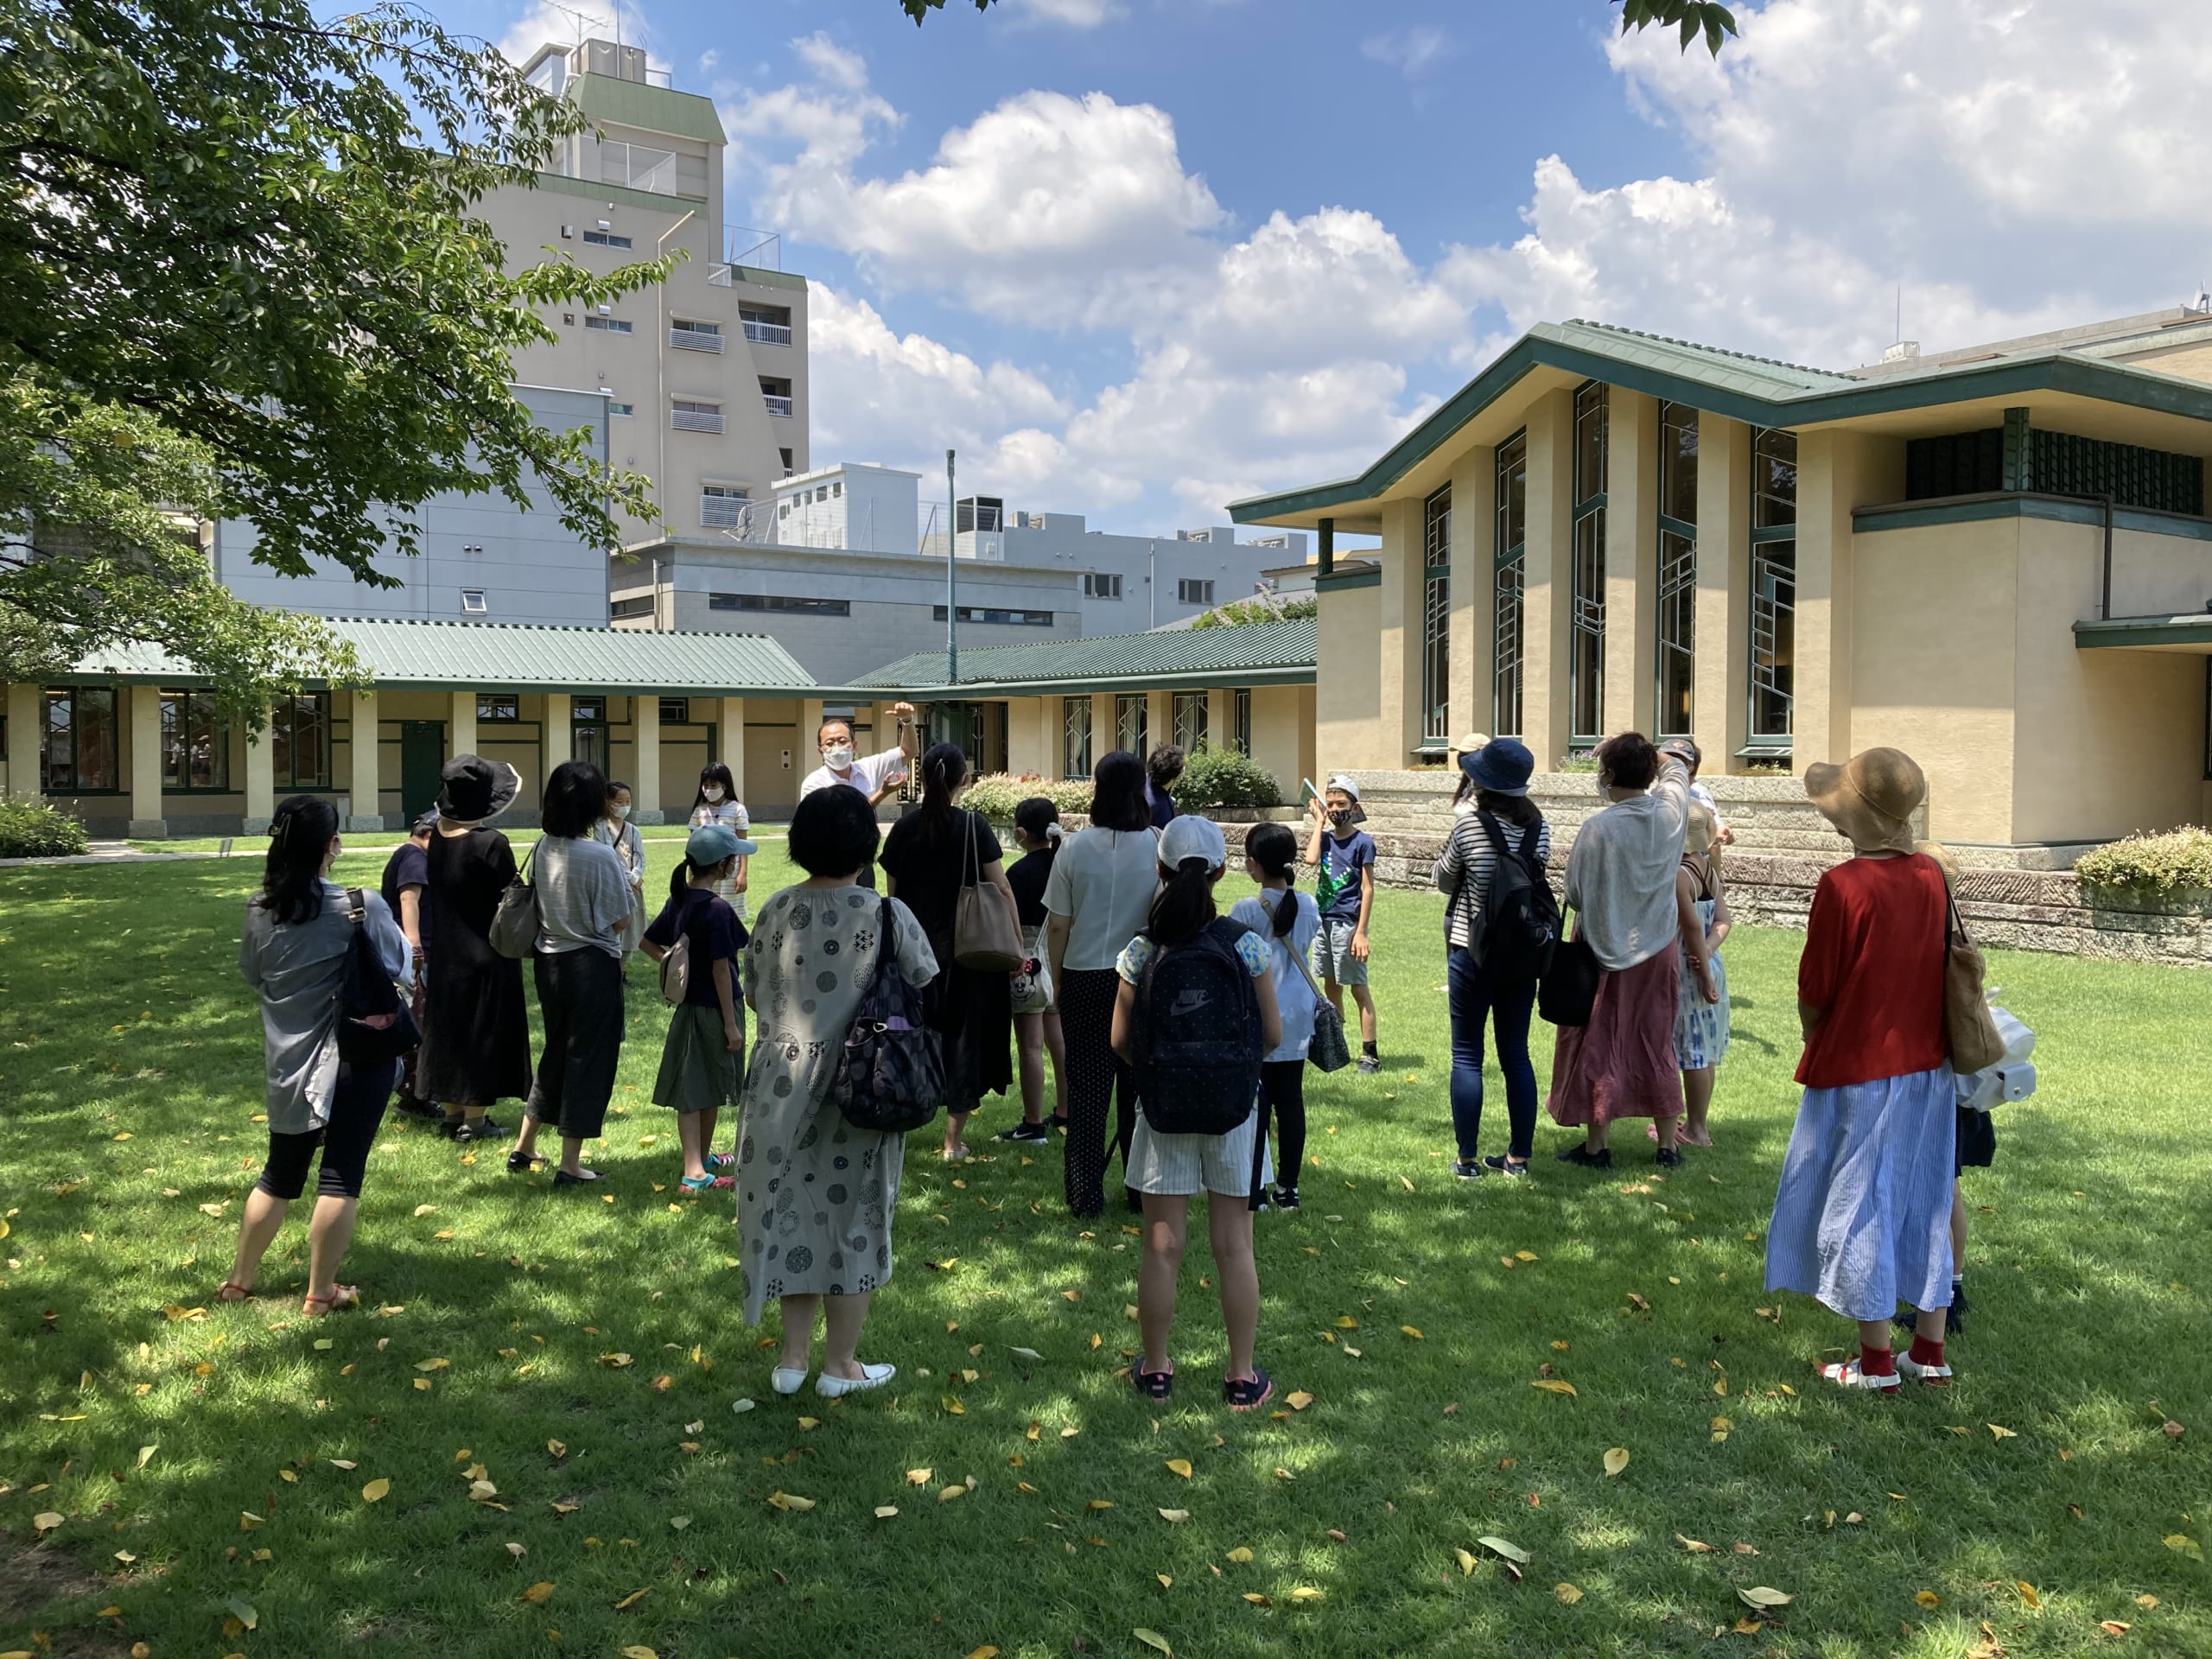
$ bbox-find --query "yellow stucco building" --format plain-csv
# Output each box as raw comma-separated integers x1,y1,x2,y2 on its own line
1231,311,2212,858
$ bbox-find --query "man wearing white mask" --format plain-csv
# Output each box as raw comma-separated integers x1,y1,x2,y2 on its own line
800,703,918,804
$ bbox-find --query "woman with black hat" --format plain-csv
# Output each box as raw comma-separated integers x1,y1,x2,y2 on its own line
416,754,532,1142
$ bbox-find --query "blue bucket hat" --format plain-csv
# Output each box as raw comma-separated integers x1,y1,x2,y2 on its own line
685,822,757,866
1460,736,1535,797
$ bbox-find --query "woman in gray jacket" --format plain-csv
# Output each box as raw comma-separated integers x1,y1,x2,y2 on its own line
222,795,410,1315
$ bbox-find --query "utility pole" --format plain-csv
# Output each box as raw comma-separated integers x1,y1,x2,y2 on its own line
945,448,958,684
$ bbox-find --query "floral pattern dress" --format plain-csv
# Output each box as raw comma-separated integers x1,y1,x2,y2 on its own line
735,884,938,1326
1673,856,1731,1070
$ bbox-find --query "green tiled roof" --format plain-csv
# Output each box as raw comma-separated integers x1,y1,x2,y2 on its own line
568,73,727,146
68,618,817,694
1232,317,2212,524
852,620,1316,697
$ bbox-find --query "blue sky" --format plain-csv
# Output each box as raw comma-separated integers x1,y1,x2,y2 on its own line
461,0,2212,535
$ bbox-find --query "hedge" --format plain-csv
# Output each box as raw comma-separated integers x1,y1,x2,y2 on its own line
0,799,92,859
961,773,1095,823
1169,746,1282,810
2072,825,2212,902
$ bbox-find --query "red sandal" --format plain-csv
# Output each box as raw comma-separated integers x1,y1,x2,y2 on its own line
217,1281,253,1303
302,1284,361,1317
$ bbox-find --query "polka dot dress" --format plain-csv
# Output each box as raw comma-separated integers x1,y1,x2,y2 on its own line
1058,966,1136,1219
735,885,939,1325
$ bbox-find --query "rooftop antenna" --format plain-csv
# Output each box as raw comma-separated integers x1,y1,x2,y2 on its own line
540,2,604,45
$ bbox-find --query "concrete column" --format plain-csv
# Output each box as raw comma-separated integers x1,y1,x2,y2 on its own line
543,693,572,770
1375,499,1423,761
1448,444,1496,744
1206,687,1232,752
243,709,275,833
1603,388,1660,737
1146,690,1171,758
5,683,40,801
127,683,166,838
448,690,478,760
1521,387,1575,766
1249,684,1302,798
346,689,382,830
800,698,825,755
718,696,747,799
1694,413,1753,772
1089,693,1113,769
632,694,663,823
1796,431,1904,774
1006,695,1046,777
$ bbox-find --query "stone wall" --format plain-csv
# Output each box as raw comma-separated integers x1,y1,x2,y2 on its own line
1346,769,2211,967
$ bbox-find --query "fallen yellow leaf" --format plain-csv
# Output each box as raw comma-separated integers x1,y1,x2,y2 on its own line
1554,1582,1584,1605
1602,1447,1630,1478
1454,1547,1477,1574
1088,1499,1116,1511
1916,1591,1941,1608
2164,1535,2202,1560
938,1485,967,1503
1243,1592,1271,1606
874,1505,899,1520
31,1511,63,1533
360,1478,391,1503
2018,1581,2043,1611
1226,1546,1255,1563
1529,1379,1578,1396
906,1468,933,1484
238,1511,264,1530
1402,1325,1424,1339
1134,1630,1173,1656
1988,1423,2018,1440
1158,1508,1190,1523
1675,1535,1713,1553
1286,1391,1314,1410
519,1582,556,1605
765,1491,816,1512
1289,1586,1324,1602
965,1648,999,1659
941,1395,966,1415
1738,1586,1793,1609
1166,1458,1193,1478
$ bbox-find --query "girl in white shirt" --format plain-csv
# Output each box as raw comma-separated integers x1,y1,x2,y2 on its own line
688,761,751,921
1229,823,1319,1211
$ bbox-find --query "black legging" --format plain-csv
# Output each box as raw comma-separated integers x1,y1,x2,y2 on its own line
1260,1058,1307,1192
526,948,625,1138
257,1058,397,1200
1059,967,1135,1219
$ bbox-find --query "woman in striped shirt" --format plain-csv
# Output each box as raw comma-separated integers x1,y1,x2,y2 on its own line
1432,739,1551,1179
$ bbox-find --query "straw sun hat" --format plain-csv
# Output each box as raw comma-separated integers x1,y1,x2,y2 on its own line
1803,747,1925,854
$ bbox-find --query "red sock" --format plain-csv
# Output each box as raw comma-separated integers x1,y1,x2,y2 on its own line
1909,1334,1946,1368
1859,1344,1897,1377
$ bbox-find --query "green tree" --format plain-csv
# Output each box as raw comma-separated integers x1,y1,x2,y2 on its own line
1,0,671,722
900,1,1739,55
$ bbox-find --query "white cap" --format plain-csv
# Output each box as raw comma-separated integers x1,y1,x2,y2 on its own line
1158,813,1228,872
1325,772,1361,801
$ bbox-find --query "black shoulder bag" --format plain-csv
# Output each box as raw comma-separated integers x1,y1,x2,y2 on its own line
337,889,420,1065
834,899,946,1134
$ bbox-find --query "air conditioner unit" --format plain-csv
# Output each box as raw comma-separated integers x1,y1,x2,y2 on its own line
597,303,611,315
597,219,612,231
561,224,574,238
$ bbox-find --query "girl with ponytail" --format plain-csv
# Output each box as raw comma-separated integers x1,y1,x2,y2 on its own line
998,798,1068,1142
228,795,410,1317
1230,822,1321,1211
643,821,758,1192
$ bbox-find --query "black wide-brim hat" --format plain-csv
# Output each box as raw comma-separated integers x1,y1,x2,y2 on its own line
436,754,521,825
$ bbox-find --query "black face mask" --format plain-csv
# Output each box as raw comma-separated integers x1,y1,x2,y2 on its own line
1328,809,1355,830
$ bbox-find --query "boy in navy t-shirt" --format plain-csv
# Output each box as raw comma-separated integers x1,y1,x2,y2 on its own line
1303,776,1380,1074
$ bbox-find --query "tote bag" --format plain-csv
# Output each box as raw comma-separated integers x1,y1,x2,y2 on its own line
1944,892,2007,1074
1286,927,1351,1072
953,812,1025,972
487,844,540,960
1537,906,1601,1027
1009,922,1055,1014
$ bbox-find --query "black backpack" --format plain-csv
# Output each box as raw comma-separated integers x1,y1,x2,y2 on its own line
1471,811,1560,989
1132,917,1263,1137
833,899,945,1135
336,889,419,1067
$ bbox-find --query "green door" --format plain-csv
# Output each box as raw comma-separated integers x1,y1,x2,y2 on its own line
399,722,445,823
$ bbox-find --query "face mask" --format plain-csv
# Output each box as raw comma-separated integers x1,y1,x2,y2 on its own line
610,804,630,820
823,743,855,770
1594,773,1612,798
702,785,724,804
1328,809,1353,830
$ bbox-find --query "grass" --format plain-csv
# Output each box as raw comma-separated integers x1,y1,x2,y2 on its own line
0,847,2207,1659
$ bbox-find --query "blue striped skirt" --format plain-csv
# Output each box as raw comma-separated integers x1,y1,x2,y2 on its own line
1764,1065,1956,1322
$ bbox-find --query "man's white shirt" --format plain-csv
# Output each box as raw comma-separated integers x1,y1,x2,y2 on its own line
799,745,907,801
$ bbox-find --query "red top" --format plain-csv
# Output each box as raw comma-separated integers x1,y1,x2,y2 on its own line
1795,853,1950,1089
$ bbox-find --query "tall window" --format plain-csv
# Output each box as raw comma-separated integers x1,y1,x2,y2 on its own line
43,687,119,792
573,696,609,773
1063,696,1092,779
270,693,329,789
1493,432,1529,738
1571,382,1609,745
161,690,228,790
1232,688,1252,757
1116,693,1147,756
1656,401,1700,741
1750,428,1799,753
1173,690,1207,752
1421,485,1451,748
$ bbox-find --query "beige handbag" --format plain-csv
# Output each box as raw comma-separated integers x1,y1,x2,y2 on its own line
954,812,1025,972
1944,892,2006,1074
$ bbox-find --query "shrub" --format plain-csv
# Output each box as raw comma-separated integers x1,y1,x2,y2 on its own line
962,772,1096,823
1555,753,1602,773
2072,826,2212,900
1192,594,1317,630
0,799,91,859
1171,746,1282,810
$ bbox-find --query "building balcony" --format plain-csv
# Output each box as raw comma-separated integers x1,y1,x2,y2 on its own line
671,407,725,434
670,325,724,353
742,319,793,346
762,394,794,419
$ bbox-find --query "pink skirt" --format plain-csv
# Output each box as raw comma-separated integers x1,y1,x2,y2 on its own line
1547,948,1685,1128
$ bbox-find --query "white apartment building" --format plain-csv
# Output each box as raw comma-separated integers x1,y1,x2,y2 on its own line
614,461,1310,682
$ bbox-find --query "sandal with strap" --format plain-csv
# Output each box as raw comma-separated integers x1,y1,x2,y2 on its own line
706,1151,737,1171
302,1284,361,1318
1130,1362,1174,1401
1224,1366,1274,1411
679,1173,734,1193
217,1281,253,1304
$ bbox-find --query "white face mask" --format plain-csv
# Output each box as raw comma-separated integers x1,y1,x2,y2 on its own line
610,803,630,820
702,785,724,804
823,743,855,770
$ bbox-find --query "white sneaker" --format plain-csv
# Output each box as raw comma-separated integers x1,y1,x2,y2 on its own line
771,1366,809,1395
1895,1351,1954,1385
1819,1357,1900,1393
816,1362,896,1398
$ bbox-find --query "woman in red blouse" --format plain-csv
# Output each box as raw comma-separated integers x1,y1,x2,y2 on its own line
1764,748,1960,1394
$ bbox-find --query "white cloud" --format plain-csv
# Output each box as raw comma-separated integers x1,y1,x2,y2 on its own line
1360,25,1458,80
1002,0,1126,28
496,0,658,68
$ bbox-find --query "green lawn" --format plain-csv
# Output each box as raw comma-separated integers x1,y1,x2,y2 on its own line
0,848,2206,1658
